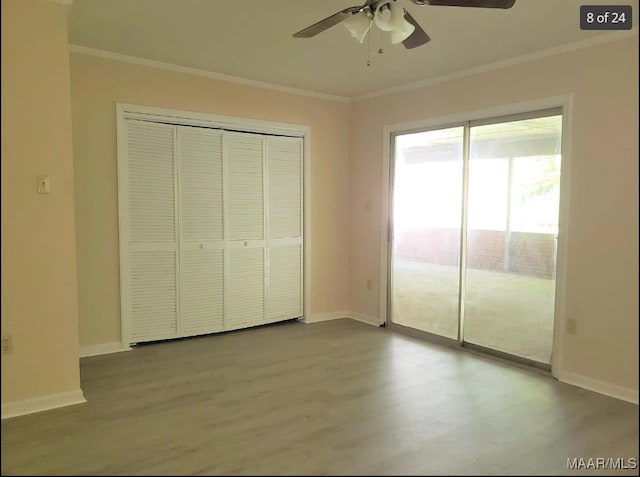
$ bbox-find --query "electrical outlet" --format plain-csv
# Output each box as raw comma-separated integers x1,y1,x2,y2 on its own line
566,319,577,335
366,279,372,291
1,335,12,354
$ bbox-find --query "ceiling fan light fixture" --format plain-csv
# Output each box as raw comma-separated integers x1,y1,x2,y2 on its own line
374,1,403,31
343,11,371,43
389,16,415,44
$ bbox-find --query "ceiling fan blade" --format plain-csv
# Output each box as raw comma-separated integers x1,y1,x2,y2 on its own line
402,11,431,49
293,6,363,38
423,0,515,7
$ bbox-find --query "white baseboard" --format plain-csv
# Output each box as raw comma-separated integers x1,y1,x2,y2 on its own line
303,310,383,327
80,342,132,358
1,389,86,420
348,311,383,327
303,310,350,323
556,370,639,405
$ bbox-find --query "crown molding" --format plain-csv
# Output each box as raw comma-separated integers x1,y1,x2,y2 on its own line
45,0,73,6
69,28,636,103
354,30,638,101
68,45,351,103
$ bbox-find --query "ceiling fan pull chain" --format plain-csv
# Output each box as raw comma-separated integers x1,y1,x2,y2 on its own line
367,24,372,66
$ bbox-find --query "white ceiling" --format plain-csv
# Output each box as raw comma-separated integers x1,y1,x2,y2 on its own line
67,0,638,98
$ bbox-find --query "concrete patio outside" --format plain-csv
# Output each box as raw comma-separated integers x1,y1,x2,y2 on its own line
391,259,555,363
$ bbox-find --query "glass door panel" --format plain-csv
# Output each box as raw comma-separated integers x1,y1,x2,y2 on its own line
463,115,562,363
390,127,464,339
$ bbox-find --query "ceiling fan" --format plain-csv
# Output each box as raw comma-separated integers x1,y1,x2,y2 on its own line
293,0,516,49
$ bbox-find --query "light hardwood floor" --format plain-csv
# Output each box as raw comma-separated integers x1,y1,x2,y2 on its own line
2,319,638,475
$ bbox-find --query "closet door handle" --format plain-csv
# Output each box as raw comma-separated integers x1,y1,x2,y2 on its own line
244,241,250,247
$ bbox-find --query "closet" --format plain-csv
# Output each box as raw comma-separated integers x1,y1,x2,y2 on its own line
119,116,303,345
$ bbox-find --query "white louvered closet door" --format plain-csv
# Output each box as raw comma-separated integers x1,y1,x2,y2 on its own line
124,120,178,343
266,136,303,323
177,127,224,336
225,132,266,330
121,116,304,344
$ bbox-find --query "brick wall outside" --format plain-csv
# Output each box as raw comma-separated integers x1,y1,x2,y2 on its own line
394,227,461,266
467,230,505,271
508,231,556,278
395,227,556,279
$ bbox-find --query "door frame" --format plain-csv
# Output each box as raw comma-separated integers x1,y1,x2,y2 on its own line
116,103,312,346
379,95,573,377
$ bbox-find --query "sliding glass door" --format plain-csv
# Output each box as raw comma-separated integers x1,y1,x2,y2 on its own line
389,110,562,366
391,127,464,339
464,115,562,363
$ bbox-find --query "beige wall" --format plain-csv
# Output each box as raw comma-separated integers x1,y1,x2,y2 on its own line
349,37,639,391
1,0,81,403
69,53,351,348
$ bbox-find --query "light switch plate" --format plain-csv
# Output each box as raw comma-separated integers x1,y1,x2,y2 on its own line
37,175,50,194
